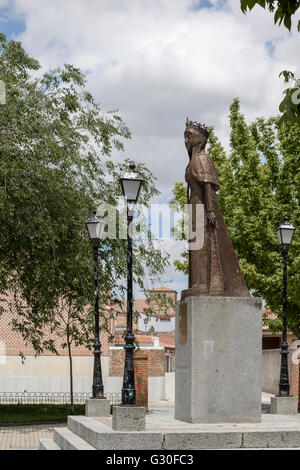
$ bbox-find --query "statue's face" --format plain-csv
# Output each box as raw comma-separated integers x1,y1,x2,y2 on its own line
184,126,206,153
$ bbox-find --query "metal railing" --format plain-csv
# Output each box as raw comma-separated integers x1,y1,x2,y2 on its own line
0,391,122,406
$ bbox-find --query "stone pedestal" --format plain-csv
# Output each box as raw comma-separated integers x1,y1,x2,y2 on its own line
112,405,146,431
175,296,262,423
270,396,298,415
85,398,110,417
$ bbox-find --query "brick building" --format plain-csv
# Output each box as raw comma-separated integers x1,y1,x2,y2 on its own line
137,286,177,334
2,291,298,406
262,306,298,350
0,287,174,400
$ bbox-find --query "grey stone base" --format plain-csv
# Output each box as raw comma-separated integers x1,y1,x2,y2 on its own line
38,415,300,450
175,296,262,423
39,439,61,451
112,405,146,431
270,396,299,415
53,427,95,450
85,398,110,417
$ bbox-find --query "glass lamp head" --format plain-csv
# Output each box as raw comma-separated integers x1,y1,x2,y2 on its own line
85,210,105,241
120,164,144,204
276,216,295,247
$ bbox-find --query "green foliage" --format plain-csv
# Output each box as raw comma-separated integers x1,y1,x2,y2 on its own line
0,404,85,424
241,0,300,31
278,72,300,124
0,36,170,356
240,1,300,124
170,98,300,337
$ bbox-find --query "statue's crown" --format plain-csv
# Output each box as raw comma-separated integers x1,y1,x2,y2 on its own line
185,118,210,137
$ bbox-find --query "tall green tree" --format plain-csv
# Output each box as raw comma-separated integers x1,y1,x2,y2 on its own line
170,98,300,337
0,36,170,379
240,0,300,124
241,1,300,31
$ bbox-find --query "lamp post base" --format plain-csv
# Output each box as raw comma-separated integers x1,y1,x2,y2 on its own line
270,396,298,415
92,384,104,399
112,405,146,431
85,398,110,417
122,388,136,405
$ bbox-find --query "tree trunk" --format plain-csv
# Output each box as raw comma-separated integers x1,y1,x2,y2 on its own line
67,331,75,415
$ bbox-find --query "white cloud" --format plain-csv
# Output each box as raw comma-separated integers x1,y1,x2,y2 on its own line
2,0,299,293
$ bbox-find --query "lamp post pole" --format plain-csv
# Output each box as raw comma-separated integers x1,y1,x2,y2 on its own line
119,164,144,406
92,241,104,399
279,245,289,396
122,209,136,405
276,216,296,397
85,210,105,400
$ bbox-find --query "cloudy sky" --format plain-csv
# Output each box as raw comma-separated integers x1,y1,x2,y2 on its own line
1,0,299,296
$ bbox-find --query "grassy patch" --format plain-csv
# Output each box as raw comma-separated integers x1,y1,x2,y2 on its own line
0,404,85,424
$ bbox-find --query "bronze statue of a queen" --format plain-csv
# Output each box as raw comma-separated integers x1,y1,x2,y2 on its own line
181,119,249,300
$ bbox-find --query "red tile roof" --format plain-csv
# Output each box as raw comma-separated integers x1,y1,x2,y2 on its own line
153,286,177,293
156,333,175,348
112,334,154,344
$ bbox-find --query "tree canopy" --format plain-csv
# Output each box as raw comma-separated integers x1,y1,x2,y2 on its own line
170,98,300,337
0,35,170,354
240,1,300,124
241,1,300,31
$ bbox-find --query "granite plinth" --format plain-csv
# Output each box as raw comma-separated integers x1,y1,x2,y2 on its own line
270,396,298,415
175,296,262,423
112,405,146,431
85,398,110,417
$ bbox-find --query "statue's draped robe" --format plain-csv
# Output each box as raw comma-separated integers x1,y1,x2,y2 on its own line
182,152,249,299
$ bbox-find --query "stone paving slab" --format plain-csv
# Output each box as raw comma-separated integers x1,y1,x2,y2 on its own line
11,446,39,450
0,424,65,450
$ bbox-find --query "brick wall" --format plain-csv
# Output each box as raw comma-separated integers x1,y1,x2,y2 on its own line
134,349,148,411
290,346,300,410
0,292,111,357
147,349,165,376
109,347,165,377
109,348,125,376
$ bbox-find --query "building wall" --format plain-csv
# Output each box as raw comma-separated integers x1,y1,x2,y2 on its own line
0,293,111,357
138,314,175,333
109,347,165,401
262,349,292,395
0,355,108,393
290,344,300,410
0,348,166,401
110,347,165,377
262,333,298,350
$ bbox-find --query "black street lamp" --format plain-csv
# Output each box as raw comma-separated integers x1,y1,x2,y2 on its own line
85,210,106,399
276,216,296,397
119,164,144,405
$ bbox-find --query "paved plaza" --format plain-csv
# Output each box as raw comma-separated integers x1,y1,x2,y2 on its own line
0,393,279,450
0,423,65,450
1,376,298,450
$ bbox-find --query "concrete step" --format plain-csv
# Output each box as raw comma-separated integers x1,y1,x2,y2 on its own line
53,427,95,450
67,415,300,450
68,416,163,450
39,439,61,451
